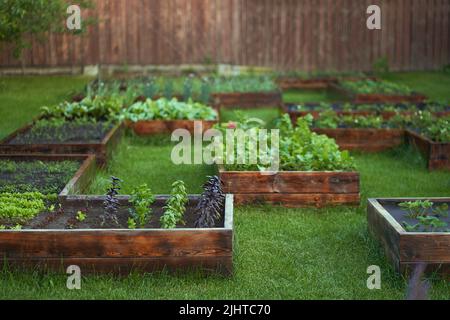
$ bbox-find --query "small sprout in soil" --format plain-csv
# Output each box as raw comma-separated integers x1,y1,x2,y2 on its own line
127,217,136,230
101,176,122,226
194,176,225,228
160,180,188,229
129,183,155,228
76,210,87,222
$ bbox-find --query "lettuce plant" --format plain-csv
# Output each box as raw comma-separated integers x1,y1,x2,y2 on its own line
121,97,217,122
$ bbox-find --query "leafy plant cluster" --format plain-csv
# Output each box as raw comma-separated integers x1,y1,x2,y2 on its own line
313,111,401,129
0,191,51,225
84,75,278,102
220,114,356,172
340,79,413,95
0,160,79,195
10,118,113,144
399,200,449,232
0,0,94,58
40,95,124,122
121,97,218,122
209,75,278,93
293,101,449,113
411,112,450,143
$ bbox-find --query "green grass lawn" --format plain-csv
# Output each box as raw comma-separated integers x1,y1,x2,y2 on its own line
381,71,450,103
0,76,90,139
0,73,449,300
282,88,347,104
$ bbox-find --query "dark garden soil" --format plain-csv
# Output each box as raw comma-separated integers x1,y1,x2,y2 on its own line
380,200,450,232
0,160,81,194
9,122,114,144
23,201,225,230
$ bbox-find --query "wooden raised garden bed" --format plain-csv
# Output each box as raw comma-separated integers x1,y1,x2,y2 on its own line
276,77,336,90
0,194,234,275
406,130,450,170
0,121,124,166
368,198,450,277
283,103,450,122
219,168,360,207
330,82,427,104
313,128,405,152
211,91,283,109
125,119,218,135
0,154,96,201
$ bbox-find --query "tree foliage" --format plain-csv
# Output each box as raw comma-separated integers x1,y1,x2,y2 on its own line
0,0,93,57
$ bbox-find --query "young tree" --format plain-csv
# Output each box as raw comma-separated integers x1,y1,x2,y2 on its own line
0,0,93,58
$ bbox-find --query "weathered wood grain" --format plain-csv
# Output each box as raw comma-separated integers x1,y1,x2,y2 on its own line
219,169,360,207
313,128,405,152
1,1,450,72
367,198,450,278
0,194,234,275
211,91,282,109
127,119,218,135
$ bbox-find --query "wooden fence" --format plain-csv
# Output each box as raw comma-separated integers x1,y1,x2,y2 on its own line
0,0,449,72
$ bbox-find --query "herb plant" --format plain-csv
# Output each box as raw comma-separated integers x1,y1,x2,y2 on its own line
102,176,122,226
194,176,225,228
128,183,155,228
160,180,188,229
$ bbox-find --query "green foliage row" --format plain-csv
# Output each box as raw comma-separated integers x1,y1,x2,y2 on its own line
40,95,124,122
412,112,450,143
311,110,450,142
0,192,48,224
86,75,278,101
340,79,413,95
293,101,449,113
121,98,218,122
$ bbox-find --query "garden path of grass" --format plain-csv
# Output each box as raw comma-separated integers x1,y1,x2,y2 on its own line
0,74,449,299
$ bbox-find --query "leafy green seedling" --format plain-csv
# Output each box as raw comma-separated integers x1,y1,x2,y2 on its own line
76,211,87,222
